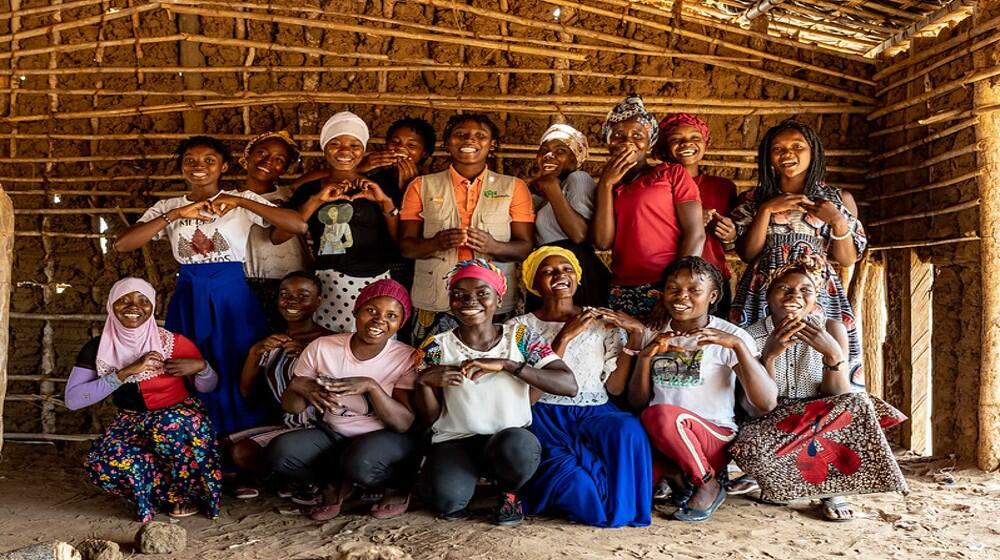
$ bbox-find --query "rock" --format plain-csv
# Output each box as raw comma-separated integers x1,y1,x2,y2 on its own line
135,522,186,554
331,542,412,560
75,541,121,560
0,542,80,560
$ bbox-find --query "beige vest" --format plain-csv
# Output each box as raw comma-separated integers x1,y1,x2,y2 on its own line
411,169,519,313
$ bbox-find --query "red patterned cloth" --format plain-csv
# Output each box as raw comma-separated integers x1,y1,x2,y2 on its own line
730,392,907,502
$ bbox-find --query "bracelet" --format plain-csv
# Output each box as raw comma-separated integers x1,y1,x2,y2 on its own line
512,361,527,377
383,206,400,217
161,213,173,225
829,217,855,241
622,346,641,356
822,360,845,371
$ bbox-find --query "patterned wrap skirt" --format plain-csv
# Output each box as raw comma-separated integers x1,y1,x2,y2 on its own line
85,398,222,522
607,283,662,323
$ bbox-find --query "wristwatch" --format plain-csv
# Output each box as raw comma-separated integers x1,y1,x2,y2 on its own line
383,206,400,217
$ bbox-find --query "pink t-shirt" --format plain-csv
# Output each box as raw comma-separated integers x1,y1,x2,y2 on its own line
612,162,701,286
293,333,418,437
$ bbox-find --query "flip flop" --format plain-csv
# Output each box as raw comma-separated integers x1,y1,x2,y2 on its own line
821,497,856,522
168,503,199,519
309,480,352,522
234,486,260,500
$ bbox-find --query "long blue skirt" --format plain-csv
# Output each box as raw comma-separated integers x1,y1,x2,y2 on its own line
165,262,269,435
523,402,653,528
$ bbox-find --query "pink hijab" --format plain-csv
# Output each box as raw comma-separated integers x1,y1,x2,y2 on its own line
95,278,165,379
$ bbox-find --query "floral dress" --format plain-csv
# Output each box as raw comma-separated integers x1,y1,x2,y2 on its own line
729,186,867,388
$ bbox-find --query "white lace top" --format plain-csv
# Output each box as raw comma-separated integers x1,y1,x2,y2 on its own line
506,313,625,406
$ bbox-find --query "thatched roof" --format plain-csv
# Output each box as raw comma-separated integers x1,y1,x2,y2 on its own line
642,0,974,57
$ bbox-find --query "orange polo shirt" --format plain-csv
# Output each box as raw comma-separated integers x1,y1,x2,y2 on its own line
400,166,535,261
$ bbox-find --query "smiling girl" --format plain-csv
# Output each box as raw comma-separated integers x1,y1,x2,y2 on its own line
629,257,777,522
115,136,307,435
278,112,400,333
729,120,867,389
400,113,535,344
239,131,311,329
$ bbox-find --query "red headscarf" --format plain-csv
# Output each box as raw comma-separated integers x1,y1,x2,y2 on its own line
655,113,711,160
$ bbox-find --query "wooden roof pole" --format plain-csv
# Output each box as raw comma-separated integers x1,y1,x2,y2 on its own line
0,183,11,457
736,0,785,28
866,0,976,58
974,6,1000,472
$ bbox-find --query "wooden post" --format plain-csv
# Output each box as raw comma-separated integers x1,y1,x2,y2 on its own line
853,255,887,399
0,184,12,456
177,14,205,133
901,250,933,456
974,24,1000,471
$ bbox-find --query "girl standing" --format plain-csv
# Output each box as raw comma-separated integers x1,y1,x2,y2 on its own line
115,136,307,435
729,120,867,387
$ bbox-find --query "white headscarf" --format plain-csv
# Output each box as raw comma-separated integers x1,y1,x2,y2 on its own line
540,123,589,165
320,111,370,150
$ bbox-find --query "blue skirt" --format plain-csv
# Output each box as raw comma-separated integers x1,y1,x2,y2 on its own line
165,262,269,435
523,402,653,528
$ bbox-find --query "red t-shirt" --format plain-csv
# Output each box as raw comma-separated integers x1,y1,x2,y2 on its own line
694,174,738,279
612,162,702,285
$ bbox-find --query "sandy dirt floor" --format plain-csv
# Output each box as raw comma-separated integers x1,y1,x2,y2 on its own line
1,443,998,560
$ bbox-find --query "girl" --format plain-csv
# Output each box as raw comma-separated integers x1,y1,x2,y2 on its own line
730,119,867,388
655,113,738,319
239,131,311,330
415,260,577,526
592,94,705,322
278,112,400,333
229,271,332,501
400,113,535,344
267,279,420,521
629,257,777,522
527,123,610,309
732,256,907,521
66,278,221,521
115,136,307,435
509,246,652,528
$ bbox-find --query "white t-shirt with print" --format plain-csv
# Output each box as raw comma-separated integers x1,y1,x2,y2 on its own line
242,186,310,279
138,189,273,265
640,316,758,430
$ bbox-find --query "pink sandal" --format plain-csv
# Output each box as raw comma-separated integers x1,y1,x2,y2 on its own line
309,480,353,522
370,492,410,520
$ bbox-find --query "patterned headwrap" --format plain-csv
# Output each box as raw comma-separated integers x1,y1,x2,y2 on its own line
539,123,589,165
601,93,658,146
521,246,582,297
657,113,711,147
239,130,300,169
447,258,507,299
767,253,827,292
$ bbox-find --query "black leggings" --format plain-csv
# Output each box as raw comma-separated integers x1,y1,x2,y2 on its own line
265,427,418,490
424,427,541,515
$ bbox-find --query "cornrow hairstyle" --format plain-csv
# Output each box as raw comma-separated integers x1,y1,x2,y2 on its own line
754,119,832,207
280,270,323,293
174,135,234,169
661,256,724,314
387,117,437,164
442,113,501,168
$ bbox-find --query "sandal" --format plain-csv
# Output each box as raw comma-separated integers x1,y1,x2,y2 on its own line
370,491,410,520
726,474,760,496
234,486,260,500
168,503,199,518
309,480,353,522
821,496,856,522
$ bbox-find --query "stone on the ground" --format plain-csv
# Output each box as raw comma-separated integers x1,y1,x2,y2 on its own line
135,522,186,554
75,540,121,560
0,542,80,560
331,542,412,560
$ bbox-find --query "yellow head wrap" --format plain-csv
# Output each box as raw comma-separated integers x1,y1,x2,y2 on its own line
767,253,826,292
521,246,583,296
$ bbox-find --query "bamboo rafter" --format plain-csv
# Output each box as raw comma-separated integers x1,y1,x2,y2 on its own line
868,199,981,228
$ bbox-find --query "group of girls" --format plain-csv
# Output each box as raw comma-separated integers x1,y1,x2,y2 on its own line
66,92,895,529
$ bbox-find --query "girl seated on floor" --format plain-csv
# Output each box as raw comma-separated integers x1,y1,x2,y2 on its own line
628,257,777,522
509,246,652,528
414,259,577,526
227,271,332,502
266,279,420,521
66,278,222,521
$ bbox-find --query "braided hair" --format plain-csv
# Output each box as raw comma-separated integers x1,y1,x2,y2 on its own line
662,256,725,314
442,113,501,168
754,119,832,206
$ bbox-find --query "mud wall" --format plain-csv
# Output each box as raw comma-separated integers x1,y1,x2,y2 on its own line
868,3,998,461
0,0,874,436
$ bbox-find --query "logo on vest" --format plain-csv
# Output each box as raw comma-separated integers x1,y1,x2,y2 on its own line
482,190,511,199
